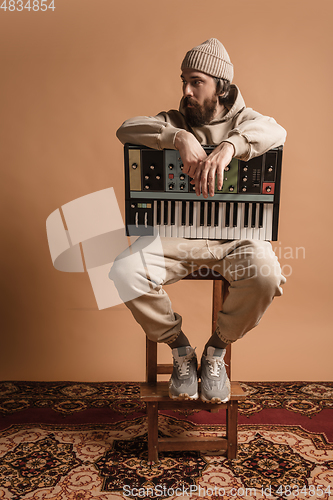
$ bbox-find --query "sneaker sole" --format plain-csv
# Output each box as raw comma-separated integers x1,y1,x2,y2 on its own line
200,393,230,404
168,391,199,401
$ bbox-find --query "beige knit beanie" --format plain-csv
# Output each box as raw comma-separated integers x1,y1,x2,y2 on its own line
181,38,234,82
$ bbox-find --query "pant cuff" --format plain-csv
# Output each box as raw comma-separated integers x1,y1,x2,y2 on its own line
215,325,234,345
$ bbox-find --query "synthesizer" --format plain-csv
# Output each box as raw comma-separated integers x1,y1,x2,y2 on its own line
124,144,283,241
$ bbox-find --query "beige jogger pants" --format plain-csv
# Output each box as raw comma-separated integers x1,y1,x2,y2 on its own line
109,236,286,345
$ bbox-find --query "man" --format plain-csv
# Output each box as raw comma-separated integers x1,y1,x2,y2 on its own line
110,38,286,403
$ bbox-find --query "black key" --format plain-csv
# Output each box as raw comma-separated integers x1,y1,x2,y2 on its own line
259,203,264,228
171,201,175,225
214,202,220,226
163,201,168,225
156,200,161,225
251,203,257,228
181,201,186,225
232,202,238,227
225,202,230,227
244,202,249,227
207,202,212,226
189,201,194,226
200,201,205,226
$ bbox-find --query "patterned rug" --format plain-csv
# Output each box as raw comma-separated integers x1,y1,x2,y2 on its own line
0,382,332,499
0,419,332,499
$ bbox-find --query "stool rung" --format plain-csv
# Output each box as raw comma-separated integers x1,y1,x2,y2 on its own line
158,436,228,453
156,364,173,374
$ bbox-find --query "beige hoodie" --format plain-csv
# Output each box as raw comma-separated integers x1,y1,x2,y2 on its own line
116,85,286,162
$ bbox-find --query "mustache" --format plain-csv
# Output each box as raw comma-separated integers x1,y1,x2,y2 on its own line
183,97,199,108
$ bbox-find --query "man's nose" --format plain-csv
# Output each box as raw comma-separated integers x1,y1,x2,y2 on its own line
183,83,193,97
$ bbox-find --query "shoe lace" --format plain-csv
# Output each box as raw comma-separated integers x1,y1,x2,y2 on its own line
175,348,196,376
207,356,227,377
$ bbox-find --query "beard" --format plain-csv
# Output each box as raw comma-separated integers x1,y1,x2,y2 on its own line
184,95,219,127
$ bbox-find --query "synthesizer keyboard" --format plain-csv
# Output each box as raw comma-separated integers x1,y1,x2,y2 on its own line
124,144,283,241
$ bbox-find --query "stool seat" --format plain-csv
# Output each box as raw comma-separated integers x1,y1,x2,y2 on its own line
140,381,245,405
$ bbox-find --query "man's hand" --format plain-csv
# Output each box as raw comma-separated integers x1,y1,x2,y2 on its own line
192,142,235,198
174,130,207,178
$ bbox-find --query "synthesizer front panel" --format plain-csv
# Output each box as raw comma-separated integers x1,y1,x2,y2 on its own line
124,144,283,241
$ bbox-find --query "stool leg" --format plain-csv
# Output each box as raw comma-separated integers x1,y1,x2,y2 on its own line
147,402,159,462
146,338,157,383
226,400,238,459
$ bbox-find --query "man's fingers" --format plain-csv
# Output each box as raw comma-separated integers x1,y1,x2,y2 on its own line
182,158,203,178
200,159,218,198
200,163,210,198
208,170,216,197
194,161,203,196
216,166,224,191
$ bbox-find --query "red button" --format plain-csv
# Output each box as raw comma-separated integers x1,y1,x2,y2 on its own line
169,174,174,179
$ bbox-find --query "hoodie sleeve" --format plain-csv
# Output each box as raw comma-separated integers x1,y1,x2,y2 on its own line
116,112,186,150
224,108,287,161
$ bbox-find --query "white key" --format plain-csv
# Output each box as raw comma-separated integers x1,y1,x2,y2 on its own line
153,200,158,229
227,203,234,239
152,200,158,237
191,201,198,238
259,203,267,241
234,202,241,240
184,201,191,238
246,203,253,239
159,200,165,237
221,202,228,239
202,203,209,239
196,202,203,239
209,202,216,239
240,203,247,240
214,201,221,240
252,203,260,240
177,202,184,238
216,202,223,239
265,203,273,241
171,201,179,238
165,201,172,237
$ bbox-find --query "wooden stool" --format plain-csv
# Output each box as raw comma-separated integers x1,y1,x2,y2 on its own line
140,270,246,462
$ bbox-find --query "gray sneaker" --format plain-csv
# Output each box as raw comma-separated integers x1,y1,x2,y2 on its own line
200,346,231,403
169,346,198,400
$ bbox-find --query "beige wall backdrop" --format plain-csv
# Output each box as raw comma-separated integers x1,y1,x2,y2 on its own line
1,0,332,382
